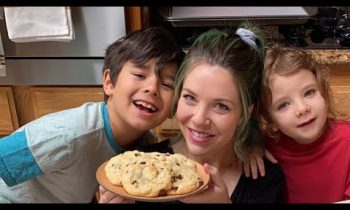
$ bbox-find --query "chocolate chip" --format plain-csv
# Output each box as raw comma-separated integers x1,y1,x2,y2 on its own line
159,189,167,196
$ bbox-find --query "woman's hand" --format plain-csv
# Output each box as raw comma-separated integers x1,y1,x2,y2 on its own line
243,148,278,179
98,185,135,203
180,163,232,203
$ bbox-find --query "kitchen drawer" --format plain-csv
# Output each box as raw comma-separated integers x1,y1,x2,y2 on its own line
0,87,19,137
30,86,104,118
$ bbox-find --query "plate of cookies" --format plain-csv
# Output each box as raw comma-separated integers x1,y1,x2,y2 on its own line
96,150,210,202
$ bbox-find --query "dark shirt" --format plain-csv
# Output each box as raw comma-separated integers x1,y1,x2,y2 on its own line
138,139,285,203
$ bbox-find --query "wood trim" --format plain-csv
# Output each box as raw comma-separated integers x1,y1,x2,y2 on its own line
0,87,19,136
13,85,35,126
124,7,148,33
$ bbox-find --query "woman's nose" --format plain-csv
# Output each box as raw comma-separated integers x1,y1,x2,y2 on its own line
192,106,211,127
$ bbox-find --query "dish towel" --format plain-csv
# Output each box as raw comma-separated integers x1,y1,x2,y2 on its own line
4,6,75,42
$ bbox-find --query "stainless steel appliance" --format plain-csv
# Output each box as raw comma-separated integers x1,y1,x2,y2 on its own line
150,6,350,49
0,7,126,85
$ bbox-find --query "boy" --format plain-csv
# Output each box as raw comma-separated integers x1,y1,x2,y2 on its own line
0,27,184,203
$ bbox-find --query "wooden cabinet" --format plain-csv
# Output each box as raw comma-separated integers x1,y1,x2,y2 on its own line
124,7,148,33
155,117,180,142
0,87,19,137
13,86,103,126
329,64,350,120
30,87,103,118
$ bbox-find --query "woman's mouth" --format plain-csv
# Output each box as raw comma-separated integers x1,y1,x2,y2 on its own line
188,128,214,144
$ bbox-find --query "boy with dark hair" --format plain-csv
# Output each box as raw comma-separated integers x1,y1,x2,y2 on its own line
0,27,184,203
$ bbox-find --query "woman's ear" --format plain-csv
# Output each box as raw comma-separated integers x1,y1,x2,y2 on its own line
103,69,113,97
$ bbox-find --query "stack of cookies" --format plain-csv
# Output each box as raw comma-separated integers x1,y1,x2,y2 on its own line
105,150,204,198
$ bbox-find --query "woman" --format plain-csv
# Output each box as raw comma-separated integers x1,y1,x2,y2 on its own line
99,23,285,203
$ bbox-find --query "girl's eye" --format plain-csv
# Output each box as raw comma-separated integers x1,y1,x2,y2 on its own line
305,89,316,97
215,103,229,112
277,102,289,111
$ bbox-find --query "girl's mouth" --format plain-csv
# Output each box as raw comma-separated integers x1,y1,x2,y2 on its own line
297,118,315,128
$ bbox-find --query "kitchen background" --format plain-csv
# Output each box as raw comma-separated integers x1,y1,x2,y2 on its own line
0,6,349,141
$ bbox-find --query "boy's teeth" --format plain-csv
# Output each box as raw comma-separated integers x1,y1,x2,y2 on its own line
135,101,156,111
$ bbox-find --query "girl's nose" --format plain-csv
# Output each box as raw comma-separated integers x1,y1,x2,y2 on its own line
295,101,311,117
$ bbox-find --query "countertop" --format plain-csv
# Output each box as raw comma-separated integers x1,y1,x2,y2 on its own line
309,49,350,65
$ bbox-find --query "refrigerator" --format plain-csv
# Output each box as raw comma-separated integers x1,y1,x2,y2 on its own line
0,7,126,85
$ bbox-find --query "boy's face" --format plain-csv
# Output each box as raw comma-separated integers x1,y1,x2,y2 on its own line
267,69,327,144
104,58,177,132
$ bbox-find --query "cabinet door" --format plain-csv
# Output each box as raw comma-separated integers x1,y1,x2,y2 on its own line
30,87,104,119
0,87,19,137
331,86,350,120
329,64,350,120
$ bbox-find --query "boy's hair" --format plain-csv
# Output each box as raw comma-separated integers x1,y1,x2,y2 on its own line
173,22,267,161
260,44,337,139
102,27,185,101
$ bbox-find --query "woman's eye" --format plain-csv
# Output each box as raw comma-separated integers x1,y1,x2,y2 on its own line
277,102,289,111
305,89,316,97
183,94,195,102
215,103,229,111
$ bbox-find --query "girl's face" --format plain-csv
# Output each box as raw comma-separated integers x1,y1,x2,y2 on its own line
176,62,242,156
268,68,328,144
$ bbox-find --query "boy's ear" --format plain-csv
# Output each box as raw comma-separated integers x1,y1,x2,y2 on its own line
103,69,114,97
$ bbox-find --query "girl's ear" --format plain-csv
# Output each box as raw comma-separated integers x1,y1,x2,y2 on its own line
103,69,113,97
270,123,280,132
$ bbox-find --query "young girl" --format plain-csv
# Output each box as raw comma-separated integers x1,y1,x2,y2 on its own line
258,45,350,203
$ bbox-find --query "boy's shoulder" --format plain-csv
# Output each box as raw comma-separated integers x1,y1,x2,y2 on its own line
23,102,105,140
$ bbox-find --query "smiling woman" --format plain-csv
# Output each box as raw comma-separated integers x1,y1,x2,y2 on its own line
98,23,285,204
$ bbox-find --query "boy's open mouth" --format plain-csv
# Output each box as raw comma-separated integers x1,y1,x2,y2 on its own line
134,100,158,113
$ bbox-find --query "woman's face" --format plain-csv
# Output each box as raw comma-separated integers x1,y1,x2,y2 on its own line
176,62,242,156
